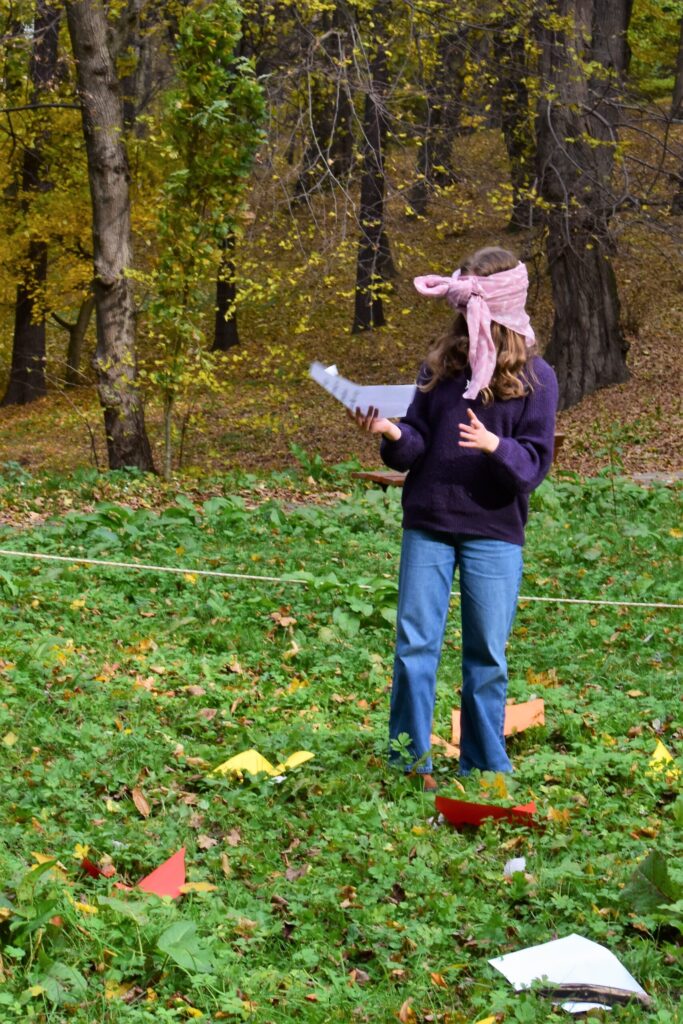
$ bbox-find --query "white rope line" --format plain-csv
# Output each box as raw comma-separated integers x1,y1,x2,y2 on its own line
0,546,680,610
0,547,309,586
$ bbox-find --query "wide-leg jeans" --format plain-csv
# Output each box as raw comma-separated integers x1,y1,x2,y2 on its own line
389,528,523,774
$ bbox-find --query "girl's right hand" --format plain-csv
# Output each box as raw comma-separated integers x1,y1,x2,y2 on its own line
347,406,402,441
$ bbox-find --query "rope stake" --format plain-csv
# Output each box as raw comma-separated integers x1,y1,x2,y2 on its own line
0,546,680,610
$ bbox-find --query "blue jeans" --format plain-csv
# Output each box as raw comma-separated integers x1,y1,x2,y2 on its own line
389,528,523,774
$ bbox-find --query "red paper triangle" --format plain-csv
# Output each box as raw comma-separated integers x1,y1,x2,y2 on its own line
435,796,536,828
137,848,186,899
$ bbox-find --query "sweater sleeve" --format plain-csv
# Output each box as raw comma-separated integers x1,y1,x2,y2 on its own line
379,374,431,472
487,360,558,494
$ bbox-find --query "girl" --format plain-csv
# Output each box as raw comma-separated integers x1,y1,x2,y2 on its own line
350,247,558,789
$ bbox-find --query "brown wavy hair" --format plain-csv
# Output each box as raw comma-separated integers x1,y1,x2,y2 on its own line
420,247,536,404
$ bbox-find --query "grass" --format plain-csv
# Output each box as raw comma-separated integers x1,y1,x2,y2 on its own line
0,463,681,1023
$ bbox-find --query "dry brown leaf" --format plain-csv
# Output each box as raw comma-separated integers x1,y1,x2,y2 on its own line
225,828,241,847
131,787,150,819
197,834,218,850
547,806,571,825
220,853,232,877
271,609,297,628
198,708,217,720
285,864,310,881
430,971,448,988
399,998,416,1023
348,968,370,986
185,685,206,697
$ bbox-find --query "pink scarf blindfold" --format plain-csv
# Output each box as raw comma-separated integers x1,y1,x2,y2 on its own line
413,261,535,400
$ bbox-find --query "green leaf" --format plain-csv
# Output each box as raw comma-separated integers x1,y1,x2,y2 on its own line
332,607,360,637
31,961,87,1005
156,920,213,973
621,850,683,915
97,895,150,925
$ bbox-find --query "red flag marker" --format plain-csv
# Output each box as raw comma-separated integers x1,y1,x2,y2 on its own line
436,796,536,828
115,848,186,899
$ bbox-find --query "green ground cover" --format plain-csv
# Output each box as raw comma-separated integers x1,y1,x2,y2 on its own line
0,465,681,1023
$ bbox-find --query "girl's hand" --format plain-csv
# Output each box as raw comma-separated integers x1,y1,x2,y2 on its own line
347,406,402,441
458,408,500,453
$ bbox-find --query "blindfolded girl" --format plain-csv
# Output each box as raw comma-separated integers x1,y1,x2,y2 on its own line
350,246,558,789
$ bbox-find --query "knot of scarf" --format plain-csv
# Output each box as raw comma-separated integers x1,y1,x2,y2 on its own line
413,262,535,400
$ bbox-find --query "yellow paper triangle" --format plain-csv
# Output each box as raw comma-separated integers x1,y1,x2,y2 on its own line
275,750,314,774
213,749,277,777
647,740,680,780
650,739,674,766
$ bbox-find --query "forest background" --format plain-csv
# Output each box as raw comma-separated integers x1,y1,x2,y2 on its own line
0,0,681,480
0,4,681,1023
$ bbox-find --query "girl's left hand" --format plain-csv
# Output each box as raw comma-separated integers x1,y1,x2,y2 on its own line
458,408,500,454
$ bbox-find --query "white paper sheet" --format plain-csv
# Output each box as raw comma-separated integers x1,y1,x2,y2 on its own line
488,933,648,1014
309,361,416,420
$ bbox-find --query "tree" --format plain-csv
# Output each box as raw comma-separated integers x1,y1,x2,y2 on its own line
492,14,535,231
212,233,239,352
143,0,264,479
66,0,154,470
673,15,683,120
536,0,631,409
351,3,393,334
293,4,354,200
406,29,465,217
2,0,60,407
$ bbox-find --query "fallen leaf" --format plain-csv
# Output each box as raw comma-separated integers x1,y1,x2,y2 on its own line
225,828,241,847
271,609,297,628
2,732,17,747
430,971,448,988
131,787,151,819
399,998,416,1023
197,835,218,850
348,967,370,986
186,685,206,697
285,864,310,881
627,689,645,698
179,881,217,894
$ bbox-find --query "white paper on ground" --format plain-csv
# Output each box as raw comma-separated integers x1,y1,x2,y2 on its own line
488,933,648,1014
309,361,416,420
504,857,526,877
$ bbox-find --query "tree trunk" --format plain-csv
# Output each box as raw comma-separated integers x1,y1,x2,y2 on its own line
120,0,173,136
66,0,155,471
352,9,391,334
493,23,534,232
57,292,96,386
1,1,60,407
670,17,683,213
212,233,239,351
407,31,464,217
671,16,683,121
294,8,354,198
536,0,630,409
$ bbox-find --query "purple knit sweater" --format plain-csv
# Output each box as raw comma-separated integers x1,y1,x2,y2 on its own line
379,357,558,546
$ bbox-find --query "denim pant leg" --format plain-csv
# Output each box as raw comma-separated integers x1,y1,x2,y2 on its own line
389,528,456,773
457,537,523,774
